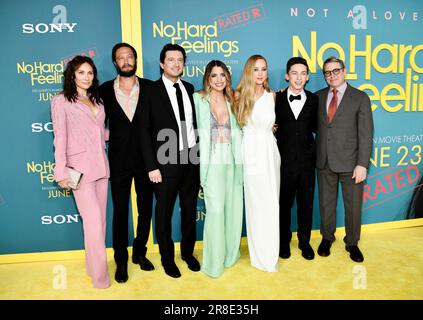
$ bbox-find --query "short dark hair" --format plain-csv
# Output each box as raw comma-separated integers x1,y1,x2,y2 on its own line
159,43,186,74
112,42,137,63
286,57,309,74
62,55,101,104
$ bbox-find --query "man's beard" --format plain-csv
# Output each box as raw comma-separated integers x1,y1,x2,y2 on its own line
116,64,137,77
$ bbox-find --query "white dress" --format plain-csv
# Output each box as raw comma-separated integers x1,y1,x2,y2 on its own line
243,90,280,272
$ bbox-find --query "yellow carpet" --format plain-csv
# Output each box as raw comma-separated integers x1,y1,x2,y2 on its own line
1,226,422,300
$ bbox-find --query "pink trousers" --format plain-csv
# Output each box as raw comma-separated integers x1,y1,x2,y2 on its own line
73,178,110,289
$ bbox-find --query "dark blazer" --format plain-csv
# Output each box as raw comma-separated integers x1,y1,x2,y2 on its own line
99,77,153,175
315,83,374,172
140,78,198,177
275,89,318,167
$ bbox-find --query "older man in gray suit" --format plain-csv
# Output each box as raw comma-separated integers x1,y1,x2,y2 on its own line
315,56,374,262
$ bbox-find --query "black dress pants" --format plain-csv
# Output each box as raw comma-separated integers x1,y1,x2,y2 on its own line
153,161,200,265
279,161,315,248
111,169,153,264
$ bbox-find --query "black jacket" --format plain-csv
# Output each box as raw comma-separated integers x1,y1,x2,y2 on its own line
139,78,198,177
99,76,153,175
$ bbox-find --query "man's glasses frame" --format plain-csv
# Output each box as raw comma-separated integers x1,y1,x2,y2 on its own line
323,68,344,77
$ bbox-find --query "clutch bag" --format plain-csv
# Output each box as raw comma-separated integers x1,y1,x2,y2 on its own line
66,166,83,189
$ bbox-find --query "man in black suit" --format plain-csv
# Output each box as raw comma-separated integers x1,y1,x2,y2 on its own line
315,56,373,262
99,43,154,283
275,57,318,261
140,43,200,278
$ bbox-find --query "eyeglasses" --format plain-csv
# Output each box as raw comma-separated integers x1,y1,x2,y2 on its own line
323,68,343,77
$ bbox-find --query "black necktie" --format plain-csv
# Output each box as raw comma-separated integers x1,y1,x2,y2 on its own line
173,83,189,151
289,94,301,102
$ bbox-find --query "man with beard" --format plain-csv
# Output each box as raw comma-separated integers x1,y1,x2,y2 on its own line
99,43,154,283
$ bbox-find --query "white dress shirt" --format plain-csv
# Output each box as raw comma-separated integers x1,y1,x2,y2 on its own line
287,88,306,120
162,75,196,151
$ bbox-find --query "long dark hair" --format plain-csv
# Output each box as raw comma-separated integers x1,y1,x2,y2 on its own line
62,55,101,104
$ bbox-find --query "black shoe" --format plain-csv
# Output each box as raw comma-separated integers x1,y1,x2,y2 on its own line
299,243,315,260
182,255,200,272
132,255,155,271
114,263,128,283
345,245,364,263
279,244,291,259
162,261,181,278
317,239,332,257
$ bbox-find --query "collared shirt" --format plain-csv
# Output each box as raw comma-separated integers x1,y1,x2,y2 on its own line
162,75,196,151
287,88,306,120
326,81,347,112
113,75,139,122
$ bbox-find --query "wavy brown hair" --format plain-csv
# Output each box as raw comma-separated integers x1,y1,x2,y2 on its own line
198,60,234,110
62,55,101,104
234,55,271,127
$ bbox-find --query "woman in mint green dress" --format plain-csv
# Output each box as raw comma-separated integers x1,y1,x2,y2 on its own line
194,60,244,278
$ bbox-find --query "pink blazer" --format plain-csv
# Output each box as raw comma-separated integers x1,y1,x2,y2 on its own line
51,94,110,184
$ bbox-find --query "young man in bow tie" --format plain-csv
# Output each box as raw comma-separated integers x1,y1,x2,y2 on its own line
275,57,318,260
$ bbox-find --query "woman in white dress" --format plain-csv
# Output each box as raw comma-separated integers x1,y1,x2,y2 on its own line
234,55,281,272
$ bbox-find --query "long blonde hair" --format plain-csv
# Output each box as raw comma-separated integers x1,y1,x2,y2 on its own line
234,55,271,127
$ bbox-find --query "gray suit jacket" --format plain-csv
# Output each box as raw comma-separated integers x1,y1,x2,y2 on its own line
315,83,374,172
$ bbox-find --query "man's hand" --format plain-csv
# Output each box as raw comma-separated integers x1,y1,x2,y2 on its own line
149,169,162,183
352,165,367,184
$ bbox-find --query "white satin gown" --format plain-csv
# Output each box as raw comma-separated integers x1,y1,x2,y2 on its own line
242,90,281,272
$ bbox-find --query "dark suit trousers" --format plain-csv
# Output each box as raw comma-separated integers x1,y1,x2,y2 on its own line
111,169,153,263
279,162,315,247
154,162,200,264
317,166,363,246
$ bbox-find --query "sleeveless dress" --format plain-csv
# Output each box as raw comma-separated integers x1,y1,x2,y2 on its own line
242,90,281,272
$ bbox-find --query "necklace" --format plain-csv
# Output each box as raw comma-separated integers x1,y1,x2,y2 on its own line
79,92,89,99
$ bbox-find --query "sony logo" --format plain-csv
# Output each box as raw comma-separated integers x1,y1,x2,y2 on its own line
22,23,77,34
32,122,53,133
22,5,77,34
41,214,80,225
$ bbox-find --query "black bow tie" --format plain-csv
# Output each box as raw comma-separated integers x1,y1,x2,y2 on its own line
289,94,301,102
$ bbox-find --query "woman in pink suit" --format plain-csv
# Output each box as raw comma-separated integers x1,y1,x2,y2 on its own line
51,55,110,289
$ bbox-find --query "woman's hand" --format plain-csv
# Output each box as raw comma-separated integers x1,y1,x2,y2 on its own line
58,179,72,189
